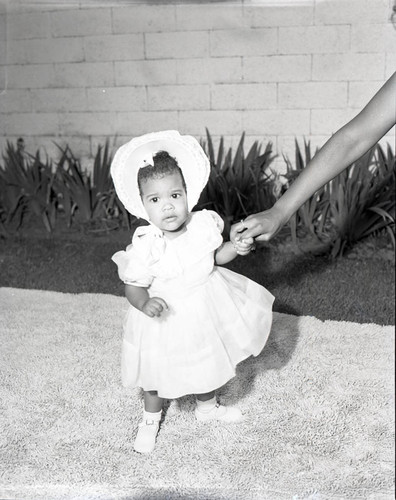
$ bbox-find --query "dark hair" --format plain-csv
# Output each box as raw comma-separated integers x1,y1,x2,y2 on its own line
137,150,187,196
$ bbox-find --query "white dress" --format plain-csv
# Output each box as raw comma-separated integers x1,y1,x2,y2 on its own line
112,209,274,399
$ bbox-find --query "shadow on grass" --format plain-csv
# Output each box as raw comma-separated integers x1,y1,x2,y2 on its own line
1,231,394,324
226,245,331,316
221,312,301,404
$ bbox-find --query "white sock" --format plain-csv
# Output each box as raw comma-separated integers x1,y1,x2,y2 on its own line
196,395,216,413
143,409,162,422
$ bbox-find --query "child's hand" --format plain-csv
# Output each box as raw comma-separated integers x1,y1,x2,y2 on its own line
230,208,284,242
142,297,169,317
233,236,255,256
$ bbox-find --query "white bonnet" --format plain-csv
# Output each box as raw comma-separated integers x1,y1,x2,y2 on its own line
110,130,210,220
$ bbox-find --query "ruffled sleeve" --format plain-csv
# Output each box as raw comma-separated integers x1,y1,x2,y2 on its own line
185,210,224,256
111,225,164,287
205,209,224,234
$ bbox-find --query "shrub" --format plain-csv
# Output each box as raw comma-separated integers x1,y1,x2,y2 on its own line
1,135,394,257
0,139,58,233
325,143,395,257
198,129,278,236
54,142,129,231
283,139,330,249
45,141,135,232
283,140,396,257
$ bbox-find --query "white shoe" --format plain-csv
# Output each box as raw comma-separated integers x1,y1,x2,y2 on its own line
133,419,160,454
195,403,244,423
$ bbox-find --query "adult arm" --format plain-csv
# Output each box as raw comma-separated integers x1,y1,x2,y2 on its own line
233,72,396,242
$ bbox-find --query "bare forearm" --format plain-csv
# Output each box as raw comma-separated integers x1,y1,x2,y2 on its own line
232,73,396,243
274,73,396,224
272,128,360,224
125,284,149,311
215,241,238,265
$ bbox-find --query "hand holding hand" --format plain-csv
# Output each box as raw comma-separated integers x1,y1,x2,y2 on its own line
142,297,169,317
230,208,285,243
232,236,255,256
230,224,255,255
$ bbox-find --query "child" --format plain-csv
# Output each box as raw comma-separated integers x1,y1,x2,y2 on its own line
111,130,274,454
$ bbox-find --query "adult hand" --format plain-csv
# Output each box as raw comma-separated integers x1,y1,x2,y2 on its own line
142,297,169,317
231,207,285,242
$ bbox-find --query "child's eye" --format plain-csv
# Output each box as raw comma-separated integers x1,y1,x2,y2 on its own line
172,193,181,199
150,197,158,203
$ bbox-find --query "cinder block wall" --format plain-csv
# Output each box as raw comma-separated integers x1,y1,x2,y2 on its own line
1,0,395,170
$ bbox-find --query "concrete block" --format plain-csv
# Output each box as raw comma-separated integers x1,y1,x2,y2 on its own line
385,55,396,79
312,53,386,81
34,136,91,163
211,83,277,110
311,108,360,135
0,14,5,42
26,37,84,64
109,135,139,151
54,62,114,88
2,40,28,65
7,64,56,89
351,23,396,53
176,57,243,84
176,3,244,30
147,85,209,111
0,40,4,92
277,134,330,172
8,1,78,13
115,111,179,136
0,136,20,152
377,131,396,151
0,44,4,85
115,60,178,86
146,31,209,59
0,38,4,67
51,8,112,37
212,133,276,151
0,136,14,151
57,137,94,160
244,2,314,27
178,110,243,136
0,89,32,113
0,136,63,160
315,0,390,25
278,82,347,109
278,134,329,159
113,4,176,34
243,55,311,82
5,112,59,136
279,25,349,54
348,81,387,108
242,109,310,135
31,88,88,112
84,34,145,62
198,132,240,152
87,87,147,112
210,28,277,57
90,135,121,157
7,11,51,39
199,133,278,161
59,112,115,136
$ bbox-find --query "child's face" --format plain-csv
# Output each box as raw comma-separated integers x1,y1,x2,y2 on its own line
140,172,188,238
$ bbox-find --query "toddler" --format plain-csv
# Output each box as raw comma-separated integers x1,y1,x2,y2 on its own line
111,130,274,453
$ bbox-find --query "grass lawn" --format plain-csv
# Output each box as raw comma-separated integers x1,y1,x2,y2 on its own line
0,225,394,325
